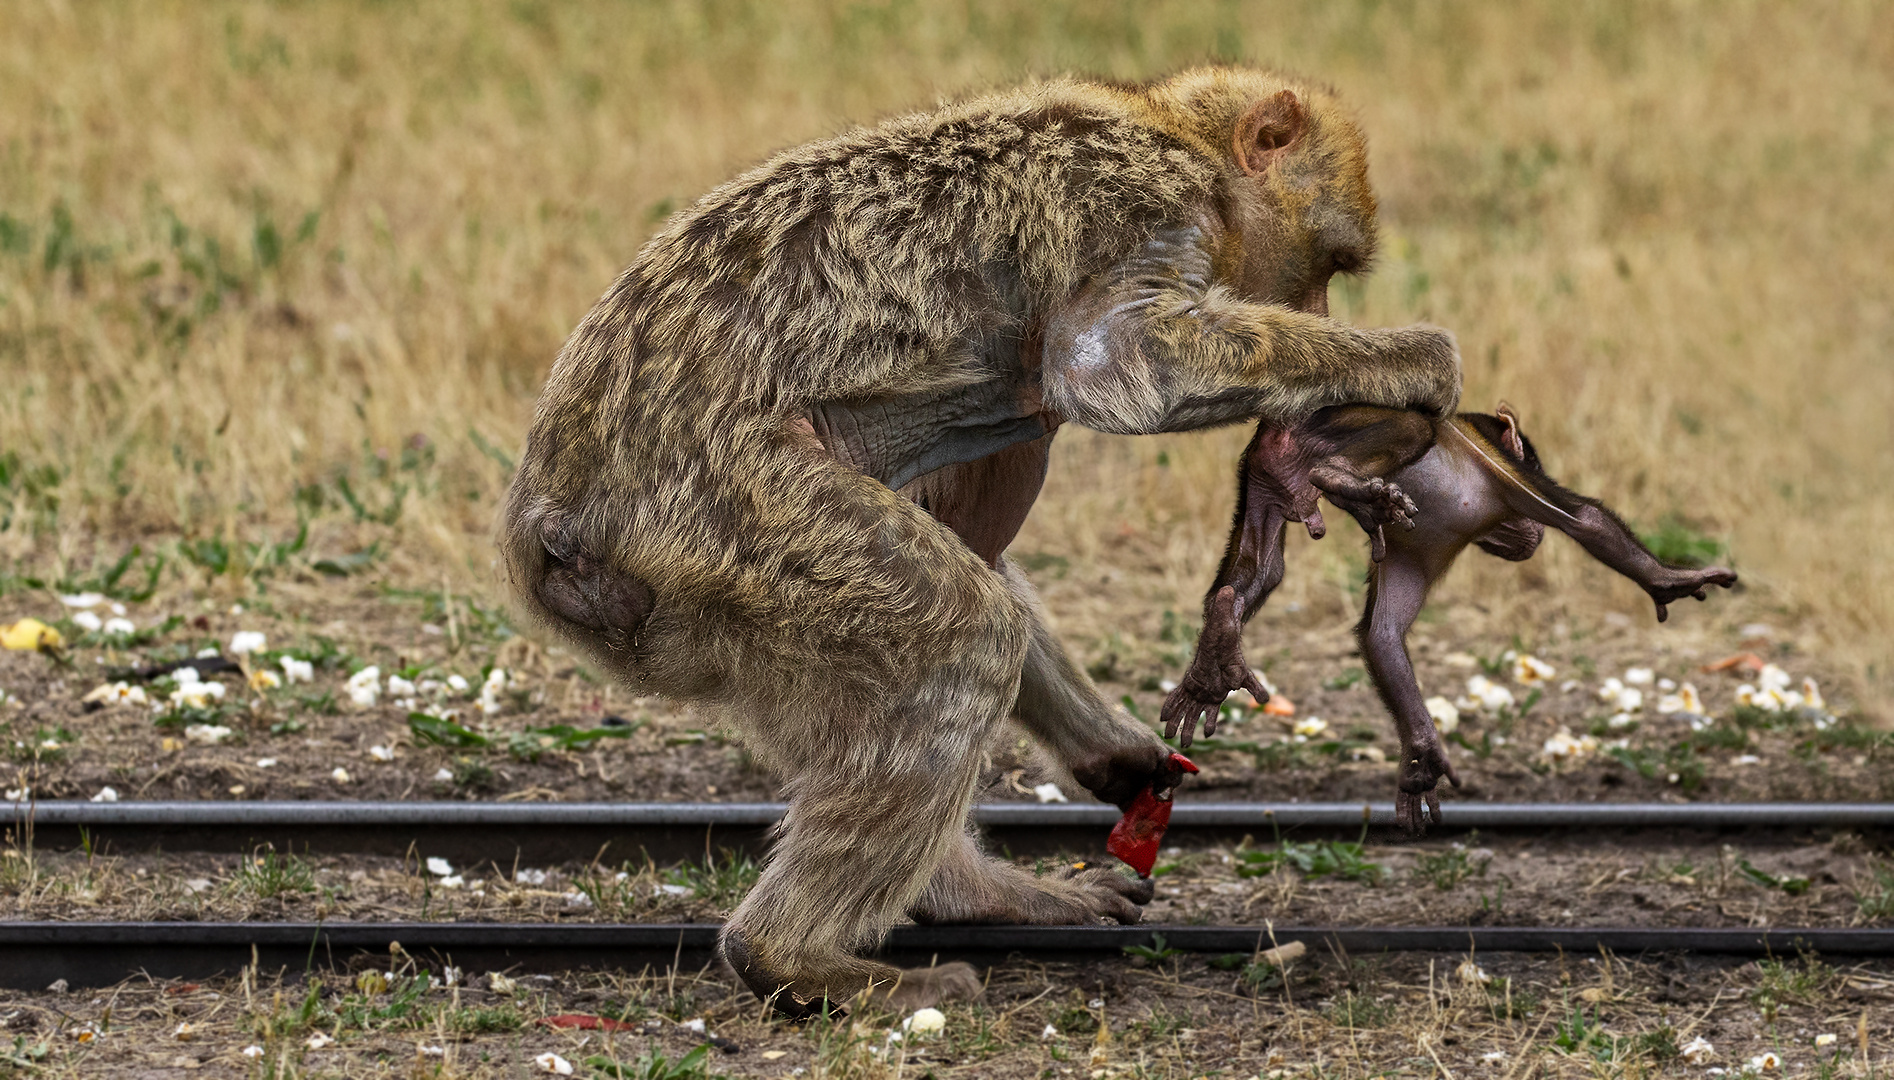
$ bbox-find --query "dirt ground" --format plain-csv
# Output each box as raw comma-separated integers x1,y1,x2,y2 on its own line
0,944,1889,1078
5,830,1891,934
2,584,1887,815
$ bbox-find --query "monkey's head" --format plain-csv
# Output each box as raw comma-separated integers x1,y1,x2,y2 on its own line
1146,68,1379,317
1461,403,1544,472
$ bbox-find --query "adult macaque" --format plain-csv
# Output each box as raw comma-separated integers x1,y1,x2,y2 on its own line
501,68,1460,1016
1163,404,1738,832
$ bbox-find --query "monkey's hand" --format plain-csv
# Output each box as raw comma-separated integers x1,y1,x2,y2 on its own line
1645,566,1739,623
1071,742,1172,813
1394,738,1461,836
1162,586,1270,748
1309,465,1419,564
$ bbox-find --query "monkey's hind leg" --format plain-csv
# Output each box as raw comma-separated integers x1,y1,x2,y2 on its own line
719,605,1025,1018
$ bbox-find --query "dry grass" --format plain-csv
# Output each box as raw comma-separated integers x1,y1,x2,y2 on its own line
1,2,1889,695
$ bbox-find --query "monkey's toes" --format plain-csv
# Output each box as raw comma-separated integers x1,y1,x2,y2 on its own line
1057,865,1152,923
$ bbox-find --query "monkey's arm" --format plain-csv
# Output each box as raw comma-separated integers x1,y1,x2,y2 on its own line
999,560,1170,810
1160,440,1295,746
1041,226,1461,435
1358,554,1461,835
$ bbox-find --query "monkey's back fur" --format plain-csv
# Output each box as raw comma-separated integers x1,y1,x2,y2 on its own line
502,77,1257,698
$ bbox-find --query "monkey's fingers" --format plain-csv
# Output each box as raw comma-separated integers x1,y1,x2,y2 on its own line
1425,788,1443,828
1443,757,1462,789
1368,525,1388,563
1654,600,1671,623
1241,669,1271,706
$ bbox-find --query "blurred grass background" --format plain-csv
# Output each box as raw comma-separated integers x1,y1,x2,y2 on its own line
0,1,1888,694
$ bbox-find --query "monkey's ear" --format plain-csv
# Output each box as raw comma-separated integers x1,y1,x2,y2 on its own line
1494,401,1527,460
1234,91,1308,176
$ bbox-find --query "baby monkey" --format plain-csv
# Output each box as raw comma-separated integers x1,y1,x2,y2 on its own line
1163,403,1738,833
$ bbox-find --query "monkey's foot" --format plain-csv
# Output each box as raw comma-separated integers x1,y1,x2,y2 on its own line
910,853,1154,927
1393,738,1461,836
868,963,985,1011
1162,586,1269,747
1645,566,1738,623
721,928,899,1020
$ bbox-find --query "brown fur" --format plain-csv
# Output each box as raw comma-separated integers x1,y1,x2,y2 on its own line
500,67,1460,1013
1167,404,1737,833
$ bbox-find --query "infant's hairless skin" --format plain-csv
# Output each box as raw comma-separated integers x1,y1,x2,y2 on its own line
1165,403,1737,834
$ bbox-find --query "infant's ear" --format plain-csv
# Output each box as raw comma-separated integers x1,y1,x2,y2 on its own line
1494,402,1527,460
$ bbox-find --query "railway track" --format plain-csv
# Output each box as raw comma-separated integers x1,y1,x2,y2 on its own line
7,800,1891,989
17,800,1894,863
5,922,1893,990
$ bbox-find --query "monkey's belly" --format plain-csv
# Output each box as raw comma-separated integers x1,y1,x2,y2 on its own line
806,375,1053,492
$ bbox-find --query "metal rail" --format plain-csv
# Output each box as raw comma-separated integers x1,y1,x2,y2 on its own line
15,801,1892,863
3,921,1890,990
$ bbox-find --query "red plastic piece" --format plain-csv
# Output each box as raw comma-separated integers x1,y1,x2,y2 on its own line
1106,752,1198,877
537,1014,639,1032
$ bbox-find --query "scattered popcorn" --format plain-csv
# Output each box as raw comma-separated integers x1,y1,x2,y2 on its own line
1424,696,1460,734
681,1017,707,1034
1658,677,1678,691
249,669,282,692
1814,1034,1837,1048
1657,683,1705,716
1596,678,1643,712
1459,675,1516,714
487,972,518,995
331,767,352,784
534,1052,574,1075
1512,654,1556,684
439,875,465,889
72,611,103,633
1482,1051,1508,1062
905,1008,947,1036
443,966,461,987
1748,1051,1780,1071
1292,716,1329,739
1347,745,1386,762
420,1044,446,1058
256,758,277,768
433,767,454,782
184,878,213,893
1539,727,1599,764
196,646,220,658
173,1022,198,1041
563,890,592,907
305,1032,335,1049
1444,652,1477,668
1733,755,1763,766
5,788,29,803
369,745,395,762
1623,667,1654,685
346,666,382,708
1456,960,1492,985
91,786,120,803
1758,664,1792,692
241,1046,265,1059
184,724,234,746
1681,1036,1715,1065
387,675,417,697
1736,680,1803,712
280,656,314,683
516,869,550,886
1033,782,1068,803
478,668,512,716
83,681,149,708
426,857,454,876
60,592,104,608
1,618,62,651
1605,713,1638,730
1801,678,1825,712
1042,1023,1059,1040
229,631,267,656
1158,679,1178,694
447,674,470,693
657,883,693,897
